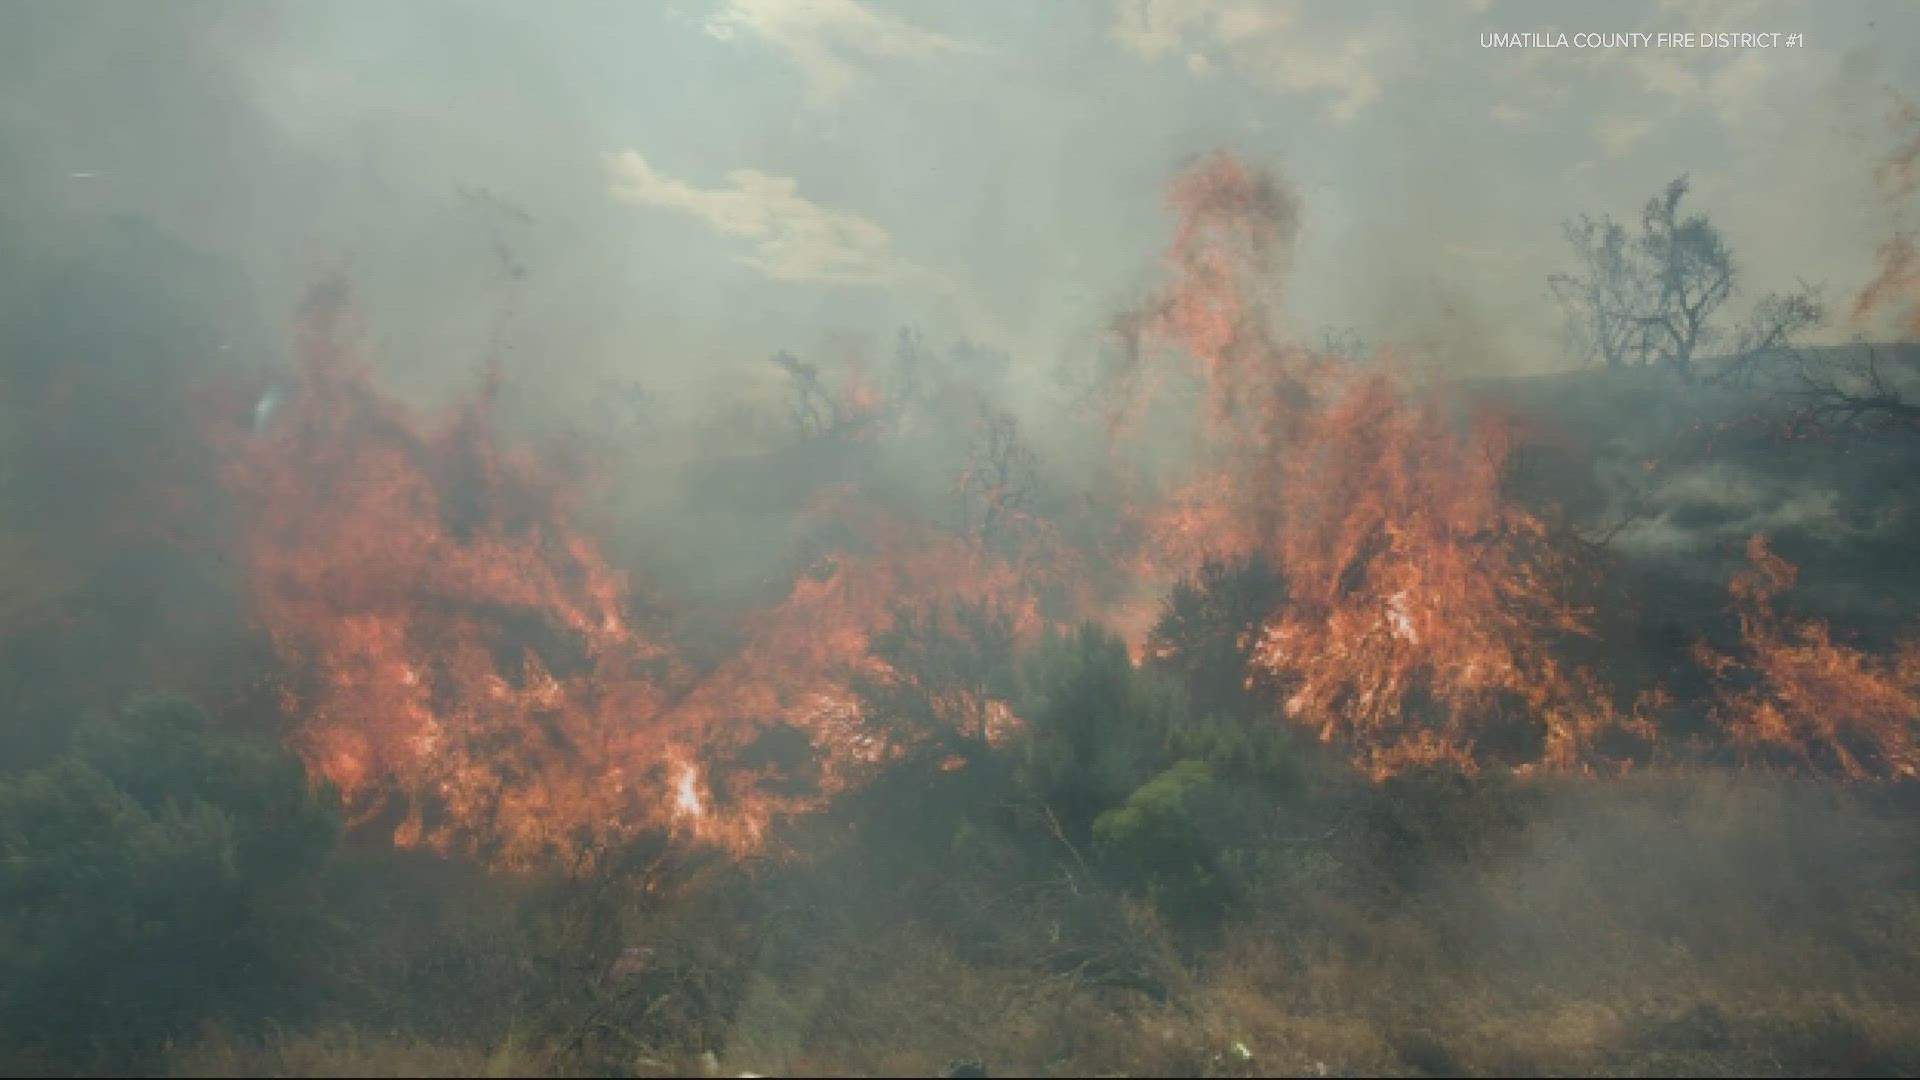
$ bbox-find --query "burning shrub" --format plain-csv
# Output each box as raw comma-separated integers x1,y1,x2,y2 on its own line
227,287,711,868
1144,555,1288,722
856,599,1023,769
1109,152,1658,780
226,282,1103,869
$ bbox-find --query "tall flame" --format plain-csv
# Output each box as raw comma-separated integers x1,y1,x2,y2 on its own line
1112,152,1656,778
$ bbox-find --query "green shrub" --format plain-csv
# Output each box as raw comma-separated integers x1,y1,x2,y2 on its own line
0,692,339,1069
1013,623,1187,833
1092,760,1235,928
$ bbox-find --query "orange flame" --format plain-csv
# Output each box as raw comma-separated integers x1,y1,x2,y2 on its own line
1854,95,1920,337
1112,152,1656,778
1700,534,1920,780
225,287,1049,867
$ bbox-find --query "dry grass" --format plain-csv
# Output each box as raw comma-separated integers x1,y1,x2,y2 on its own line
169,1024,559,1078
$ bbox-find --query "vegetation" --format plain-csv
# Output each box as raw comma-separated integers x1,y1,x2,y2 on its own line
0,694,339,1072
2,176,1919,1079
1551,175,1824,383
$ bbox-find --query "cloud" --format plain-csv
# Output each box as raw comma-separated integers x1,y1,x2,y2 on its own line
1621,47,1801,131
1595,114,1655,158
606,150,933,287
1108,0,1395,123
705,0,968,107
1490,100,1540,129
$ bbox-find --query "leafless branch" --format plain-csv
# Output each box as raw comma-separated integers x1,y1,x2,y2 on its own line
1790,348,1920,431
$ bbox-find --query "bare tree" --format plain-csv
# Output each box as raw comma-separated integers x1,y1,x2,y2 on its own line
1553,175,1823,384
1712,283,1826,388
1637,176,1735,382
1790,347,1920,431
887,325,931,421
954,405,1038,547
770,350,830,439
1550,215,1654,369
586,376,660,442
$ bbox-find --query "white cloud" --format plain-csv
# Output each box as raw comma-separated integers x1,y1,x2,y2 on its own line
1619,46,1798,131
1595,114,1655,158
606,150,933,287
1109,0,1395,124
1489,100,1539,129
706,0,968,107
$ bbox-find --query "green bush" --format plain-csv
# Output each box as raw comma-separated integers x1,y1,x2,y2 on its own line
1013,623,1188,833
0,692,339,1069
1092,760,1235,928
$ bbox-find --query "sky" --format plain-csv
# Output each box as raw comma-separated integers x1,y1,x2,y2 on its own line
3,0,1917,419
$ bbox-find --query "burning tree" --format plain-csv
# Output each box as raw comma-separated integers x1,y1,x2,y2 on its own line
770,348,892,443
954,404,1039,549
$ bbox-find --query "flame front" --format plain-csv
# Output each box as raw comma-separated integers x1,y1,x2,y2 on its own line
1110,152,1656,778
225,287,1048,867
224,153,1920,875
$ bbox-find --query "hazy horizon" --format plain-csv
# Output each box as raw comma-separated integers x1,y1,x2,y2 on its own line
3,0,1916,425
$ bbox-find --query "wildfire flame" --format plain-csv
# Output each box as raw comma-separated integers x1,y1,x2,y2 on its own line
225,285,1046,867
1855,95,1920,337
1110,152,1657,778
224,151,1920,874
1700,534,1920,780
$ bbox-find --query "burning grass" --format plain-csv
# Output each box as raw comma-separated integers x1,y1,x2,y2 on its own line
1700,533,1920,779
